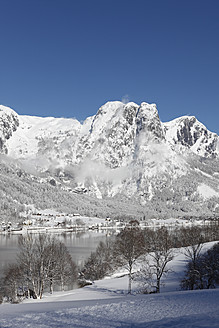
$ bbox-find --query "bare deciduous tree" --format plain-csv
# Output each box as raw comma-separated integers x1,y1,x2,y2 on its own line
113,222,145,294
12,234,77,299
82,239,115,281
180,226,204,290
143,227,174,293
2,264,23,303
52,240,78,292
181,242,219,290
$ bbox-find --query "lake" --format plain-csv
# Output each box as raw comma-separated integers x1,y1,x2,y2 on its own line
0,231,109,277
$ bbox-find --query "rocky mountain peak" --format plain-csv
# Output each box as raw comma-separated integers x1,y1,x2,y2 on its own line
136,102,164,141
0,105,19,153
164,115,219,158
123,102,139,125
90,101,123,134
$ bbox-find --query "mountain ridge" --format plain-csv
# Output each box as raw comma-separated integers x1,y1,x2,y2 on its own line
1,101,219,220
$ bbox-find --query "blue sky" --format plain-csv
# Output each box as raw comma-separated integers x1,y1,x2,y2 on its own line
0,0,219,133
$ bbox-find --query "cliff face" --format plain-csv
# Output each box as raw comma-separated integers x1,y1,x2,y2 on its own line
164,116,219,158
0,105,19,153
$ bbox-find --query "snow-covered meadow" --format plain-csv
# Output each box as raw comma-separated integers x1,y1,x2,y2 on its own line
0,242,219,328
1,289,219,328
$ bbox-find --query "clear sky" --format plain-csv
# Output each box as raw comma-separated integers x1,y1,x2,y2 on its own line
0,0,219,133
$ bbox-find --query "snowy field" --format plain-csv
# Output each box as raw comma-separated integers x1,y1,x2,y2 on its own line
0,242,219,328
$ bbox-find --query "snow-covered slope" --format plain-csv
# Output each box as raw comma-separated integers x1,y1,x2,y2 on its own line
1,289,219,328
6,114,81,166
1,101,219,219
0,243,219,328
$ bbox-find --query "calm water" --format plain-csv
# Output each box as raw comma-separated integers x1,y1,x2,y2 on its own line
0,231,108,277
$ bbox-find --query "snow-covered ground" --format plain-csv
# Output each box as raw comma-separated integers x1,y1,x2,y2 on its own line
1,289,219,328
0,242,219,328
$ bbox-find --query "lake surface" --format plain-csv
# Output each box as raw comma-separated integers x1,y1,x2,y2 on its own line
0,231,109,277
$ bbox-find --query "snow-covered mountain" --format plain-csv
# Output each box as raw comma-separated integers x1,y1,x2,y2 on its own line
1,101,219,220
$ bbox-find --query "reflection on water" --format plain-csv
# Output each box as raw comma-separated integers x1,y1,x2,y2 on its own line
0,231,109,276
